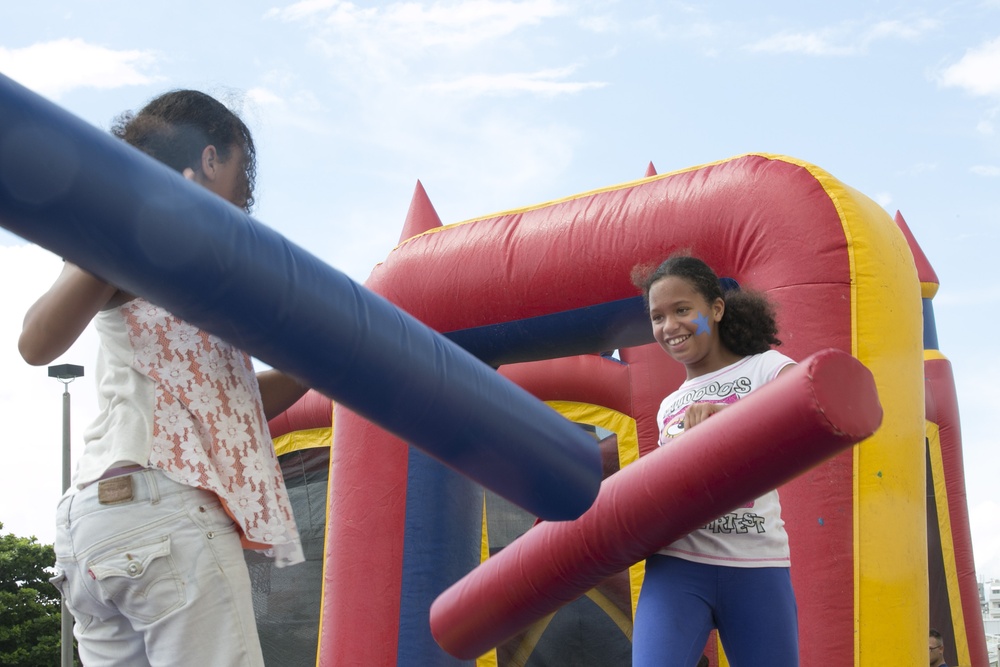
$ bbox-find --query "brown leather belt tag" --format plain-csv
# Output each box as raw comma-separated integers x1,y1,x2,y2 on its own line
98,476,134,505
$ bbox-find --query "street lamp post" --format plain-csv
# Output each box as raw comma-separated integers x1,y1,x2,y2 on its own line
48,363,84,667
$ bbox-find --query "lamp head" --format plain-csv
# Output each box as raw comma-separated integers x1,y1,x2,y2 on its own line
48,364,85,380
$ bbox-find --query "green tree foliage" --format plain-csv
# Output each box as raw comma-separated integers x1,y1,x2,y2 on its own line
0,522,77,666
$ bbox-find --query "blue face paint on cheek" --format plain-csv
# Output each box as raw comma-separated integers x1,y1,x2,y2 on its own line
693,311,711,335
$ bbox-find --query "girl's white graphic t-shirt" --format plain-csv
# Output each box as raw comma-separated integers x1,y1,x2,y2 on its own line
655,349,795,568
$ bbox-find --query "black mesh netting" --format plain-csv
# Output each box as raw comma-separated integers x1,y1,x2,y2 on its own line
244,424,636,666
246,447,329,666
484,424,635,666
485,488,634,667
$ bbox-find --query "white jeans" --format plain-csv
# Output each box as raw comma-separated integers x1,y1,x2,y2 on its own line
52,469,264,667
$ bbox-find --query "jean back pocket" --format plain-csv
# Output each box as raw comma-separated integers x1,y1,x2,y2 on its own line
88,535,185,623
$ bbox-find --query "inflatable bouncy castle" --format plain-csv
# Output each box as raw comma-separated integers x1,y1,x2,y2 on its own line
0,73,985,666
314,154,986,667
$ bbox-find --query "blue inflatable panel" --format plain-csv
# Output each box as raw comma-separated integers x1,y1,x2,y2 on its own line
444,296,652,367
0,73,601,521
397,448,480,667
922,299,939,351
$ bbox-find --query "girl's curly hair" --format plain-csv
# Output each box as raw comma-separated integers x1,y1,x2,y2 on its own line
111,90,256,211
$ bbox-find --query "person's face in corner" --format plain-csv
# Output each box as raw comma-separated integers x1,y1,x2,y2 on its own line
929,637,944,666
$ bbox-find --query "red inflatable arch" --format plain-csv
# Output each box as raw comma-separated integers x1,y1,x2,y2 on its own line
317,153,945,665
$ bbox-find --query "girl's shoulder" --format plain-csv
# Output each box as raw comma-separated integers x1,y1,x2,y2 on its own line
756,348,795,365
702,349,792,380
744,349,795,378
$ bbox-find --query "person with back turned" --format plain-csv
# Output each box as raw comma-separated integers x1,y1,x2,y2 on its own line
19,90,308,667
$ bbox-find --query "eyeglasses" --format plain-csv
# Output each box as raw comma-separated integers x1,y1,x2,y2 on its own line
929,644,943,650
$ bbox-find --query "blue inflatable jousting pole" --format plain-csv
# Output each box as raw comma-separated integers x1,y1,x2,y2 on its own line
0,73,601,520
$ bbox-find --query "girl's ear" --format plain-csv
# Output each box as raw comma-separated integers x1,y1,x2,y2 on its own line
198,145,219,181
713,297,725,322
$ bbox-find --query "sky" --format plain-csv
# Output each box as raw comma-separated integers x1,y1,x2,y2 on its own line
1,0,999,580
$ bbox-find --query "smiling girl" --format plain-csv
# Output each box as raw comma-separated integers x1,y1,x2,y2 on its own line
630,255,800,667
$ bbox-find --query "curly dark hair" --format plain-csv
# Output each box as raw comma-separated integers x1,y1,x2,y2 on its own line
632,255,781,356
111,89,256,211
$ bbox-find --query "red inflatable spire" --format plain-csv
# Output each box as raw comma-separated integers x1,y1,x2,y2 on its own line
645,161,657,177
399,179,443,242
894,211,939,296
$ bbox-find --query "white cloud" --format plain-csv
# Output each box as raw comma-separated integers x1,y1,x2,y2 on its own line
419,66,607,96
627,9,719,44
0,39,161,99
874,191,893,208
898,161,937,176
749,31,855,57
256,0,601,184
245,84,332,135
445,115,579,195
262,0,598,110
267,0,571,50
747,18,937,56
866,18,937,41
938,36,1000,97
264,0,342,22
579,14,618,34
971,165,1000,177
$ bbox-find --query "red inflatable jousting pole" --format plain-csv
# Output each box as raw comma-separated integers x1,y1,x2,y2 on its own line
430,348,883,659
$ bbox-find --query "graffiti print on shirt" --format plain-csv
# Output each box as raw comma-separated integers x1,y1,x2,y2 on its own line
659,393,741,443
662,376,752,415
702,512,766,534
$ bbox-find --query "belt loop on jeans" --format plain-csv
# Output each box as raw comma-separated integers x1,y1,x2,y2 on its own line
145,469,161,505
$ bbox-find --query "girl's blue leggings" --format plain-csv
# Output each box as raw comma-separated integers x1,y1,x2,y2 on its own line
632,555,799,667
